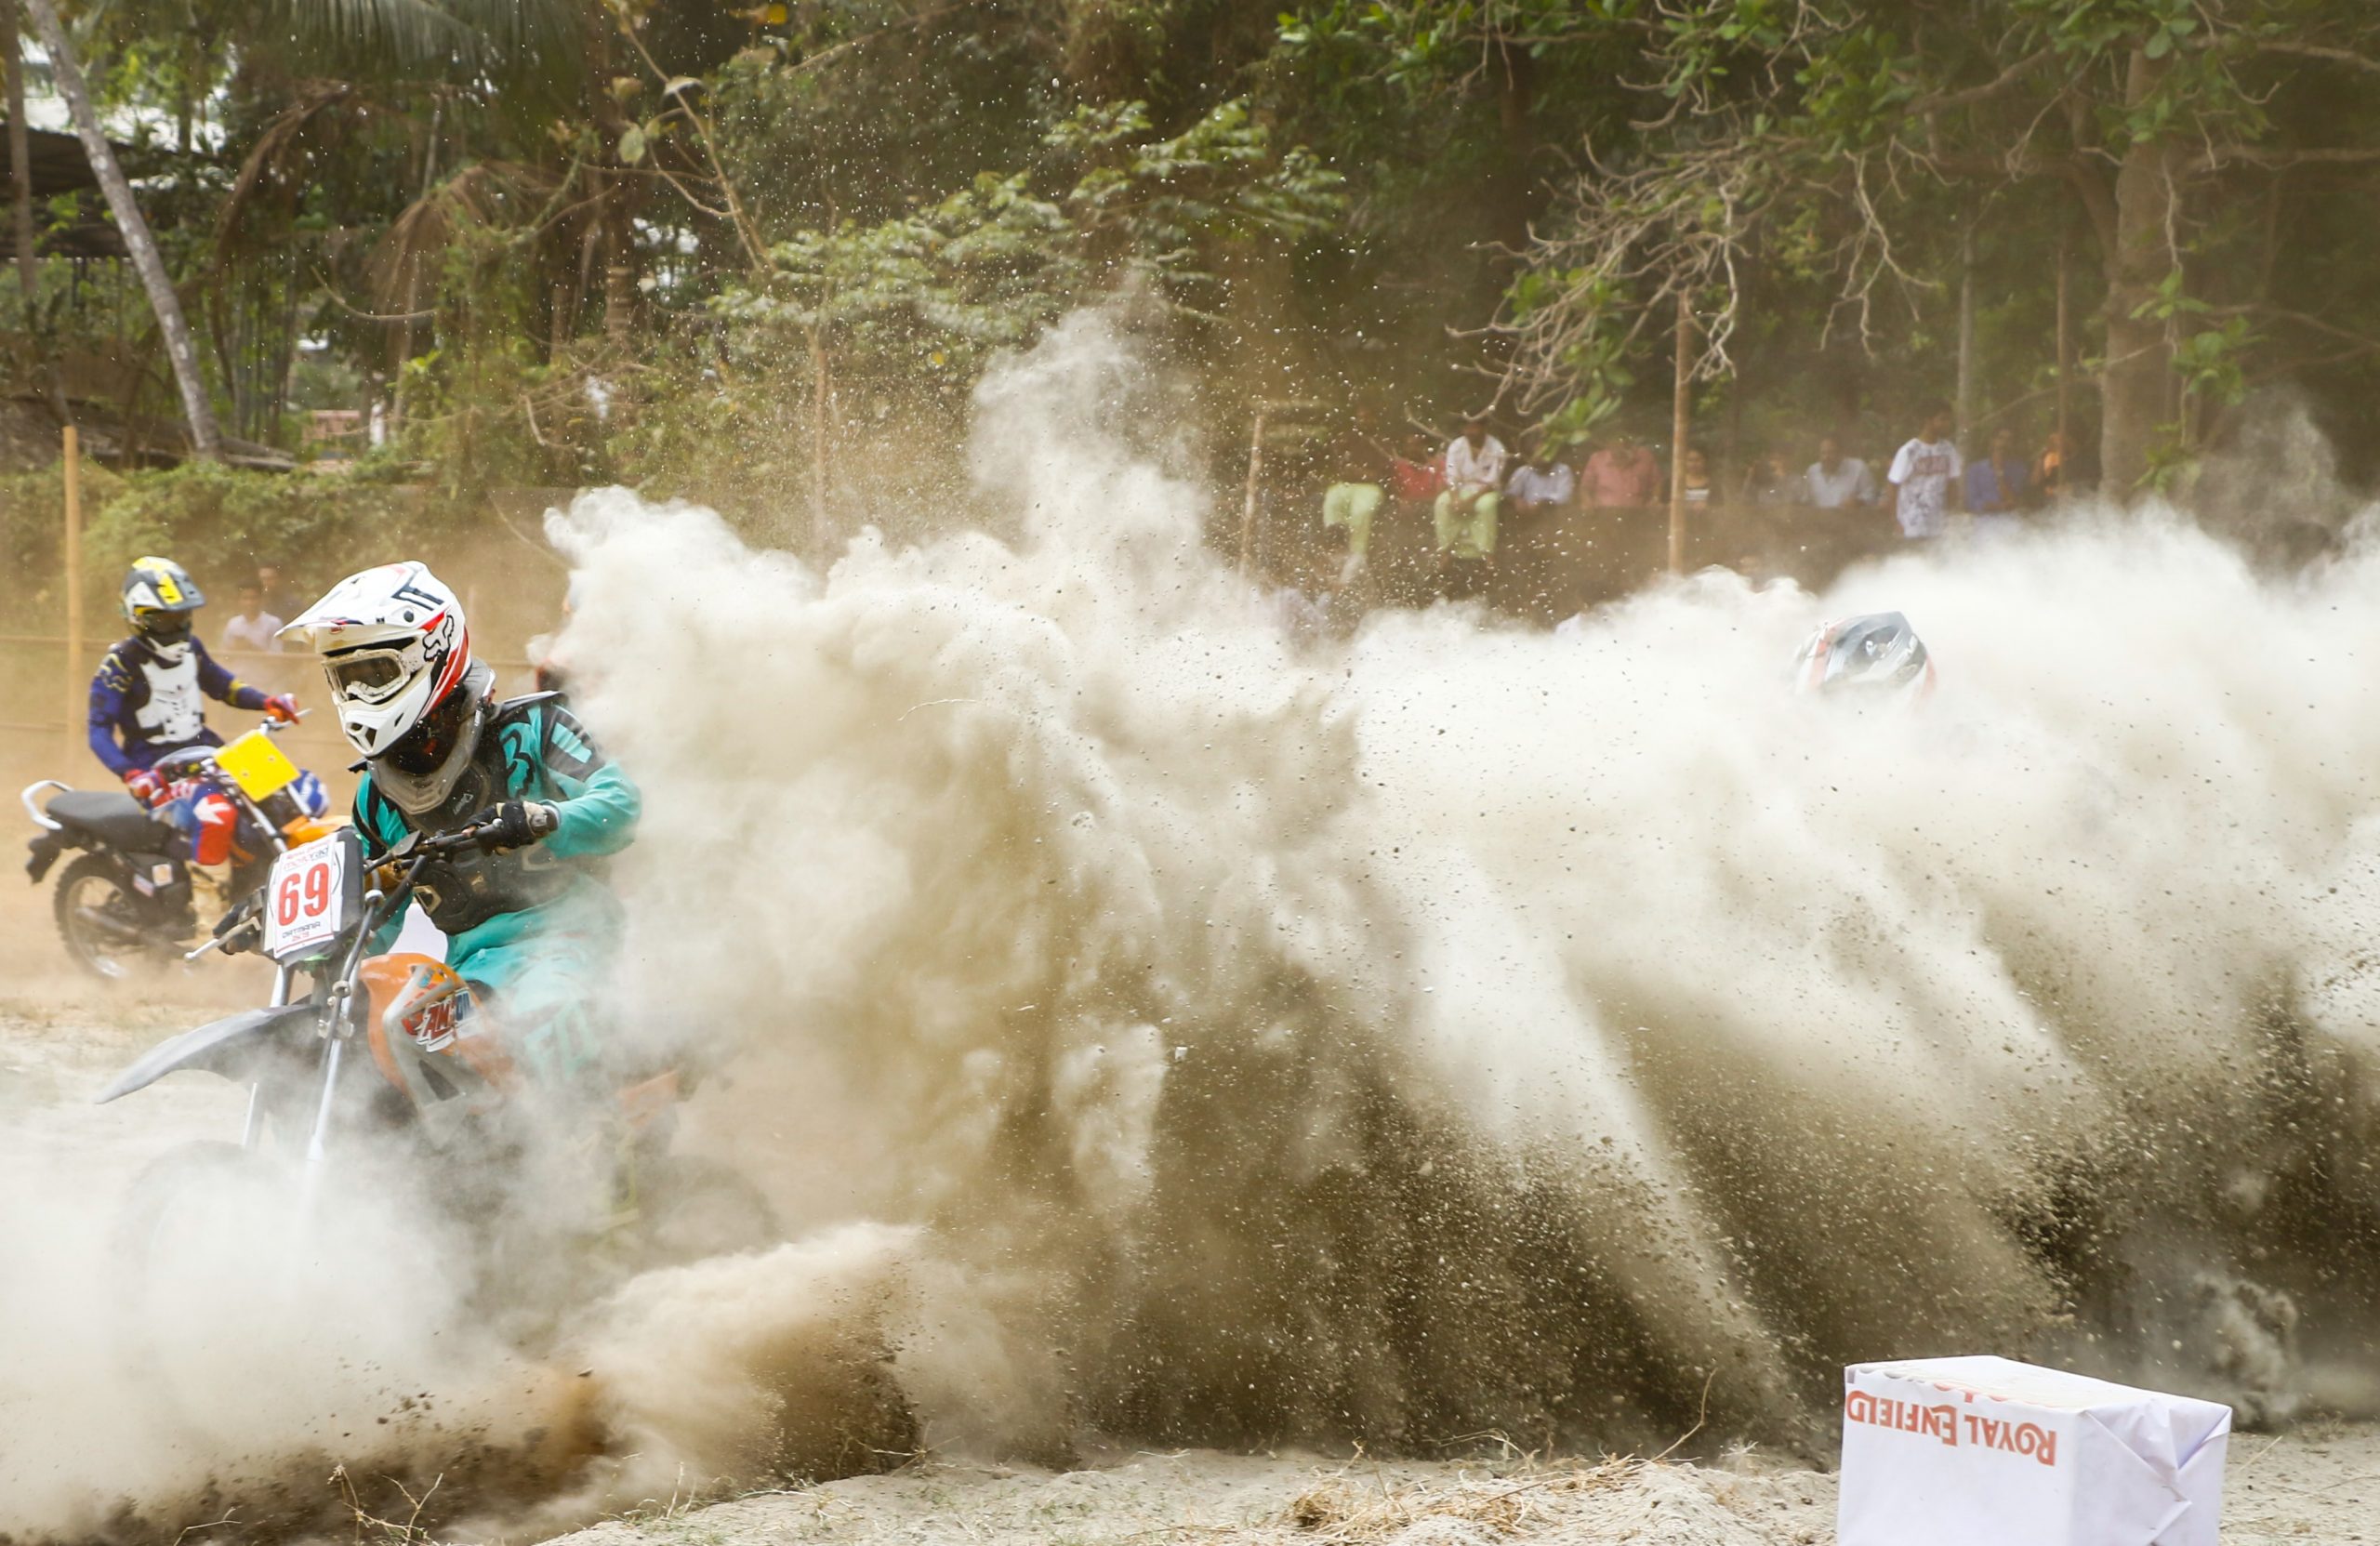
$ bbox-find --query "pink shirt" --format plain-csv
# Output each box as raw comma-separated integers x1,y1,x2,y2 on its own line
1581,446,1663,507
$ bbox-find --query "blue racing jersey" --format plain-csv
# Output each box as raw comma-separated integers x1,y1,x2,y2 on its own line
87,634,269,778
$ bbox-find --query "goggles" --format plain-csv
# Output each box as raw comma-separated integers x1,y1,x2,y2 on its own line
323,642,422,705
134,608,192,641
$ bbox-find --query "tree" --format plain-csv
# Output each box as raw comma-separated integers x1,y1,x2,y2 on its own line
712,97,1342,545
22,0,218,456
1312,0,2380,496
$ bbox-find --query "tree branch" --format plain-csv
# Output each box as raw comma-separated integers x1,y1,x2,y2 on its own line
1911,45,2059,114
2254,40,2380,77
2202,144,2380,171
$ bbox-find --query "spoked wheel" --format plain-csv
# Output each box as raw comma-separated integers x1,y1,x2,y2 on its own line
53,852,175,981
111,1140,299,1431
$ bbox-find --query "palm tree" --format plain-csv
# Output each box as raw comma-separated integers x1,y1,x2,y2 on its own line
21,0,220,456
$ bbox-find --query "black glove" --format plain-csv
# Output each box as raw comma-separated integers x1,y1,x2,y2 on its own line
213,891,264,957
471,800,561,852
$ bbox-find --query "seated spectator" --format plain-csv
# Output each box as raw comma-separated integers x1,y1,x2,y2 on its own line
2035,429,2094,506
1435,414,1507,598
216,582,284,655
1677,446,1713,504
1581,429,1663,508
1742,448,1799,507
1964,426,2030,528
1504,440,1576,516
1389,429,1446,508
1805,435,1879,509
1320,418,1391,588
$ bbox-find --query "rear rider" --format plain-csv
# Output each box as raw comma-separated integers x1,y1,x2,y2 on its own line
91,557,299,863
281,562,640,1082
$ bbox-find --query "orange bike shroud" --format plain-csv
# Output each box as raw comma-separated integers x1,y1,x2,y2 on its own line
360,953,518,1095
358,952,684,1127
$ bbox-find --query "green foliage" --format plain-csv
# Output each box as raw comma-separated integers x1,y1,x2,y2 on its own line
0,459,129,627
714,99,1342,379
82,463,478,621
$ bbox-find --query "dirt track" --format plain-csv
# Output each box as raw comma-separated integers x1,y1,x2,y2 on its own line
8,938,2380,1542
549,1429,2380,1546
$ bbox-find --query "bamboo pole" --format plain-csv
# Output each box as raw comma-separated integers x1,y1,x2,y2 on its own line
2056,228,2073,473
1668,290,1692,575
1955,217,1977,445
809,324,830,556
61,422,80,738
1237,408,1267,577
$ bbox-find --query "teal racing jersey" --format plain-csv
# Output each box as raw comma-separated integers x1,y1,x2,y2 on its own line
353,693,639,942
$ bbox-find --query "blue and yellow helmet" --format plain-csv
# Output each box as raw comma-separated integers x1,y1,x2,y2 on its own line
123,556,205,640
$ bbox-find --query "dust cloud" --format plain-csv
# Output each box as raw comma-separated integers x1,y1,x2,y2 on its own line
10,306,2380,1539
548,308,2380,1468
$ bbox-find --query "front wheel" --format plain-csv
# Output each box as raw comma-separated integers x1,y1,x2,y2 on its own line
53,852,180,981
110,1140,295,1430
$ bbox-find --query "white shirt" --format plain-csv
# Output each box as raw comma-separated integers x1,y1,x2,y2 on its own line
218,611,284,654
1443,434,1507,492
1887,438,1964,537
1505,462,1575,508
1805,457,1877,509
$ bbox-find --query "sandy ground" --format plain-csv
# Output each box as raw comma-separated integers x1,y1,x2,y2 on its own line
546,1426,2380,1546
5,957,2379,1545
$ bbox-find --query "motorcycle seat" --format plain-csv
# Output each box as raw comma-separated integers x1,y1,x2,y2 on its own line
46,790,177,852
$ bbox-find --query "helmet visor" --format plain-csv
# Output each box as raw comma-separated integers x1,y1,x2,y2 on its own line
383,681,474,777
134,607,192,642
324,644,418,705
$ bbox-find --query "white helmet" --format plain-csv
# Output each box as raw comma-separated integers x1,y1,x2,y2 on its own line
282,563,488,808
1792,611,1937,708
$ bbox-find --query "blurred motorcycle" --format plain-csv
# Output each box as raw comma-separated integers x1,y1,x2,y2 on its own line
98,815,774,1401
21,716,338,979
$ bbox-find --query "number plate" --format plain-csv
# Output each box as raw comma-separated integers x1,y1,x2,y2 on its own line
261,829,361,961
214,729,299,801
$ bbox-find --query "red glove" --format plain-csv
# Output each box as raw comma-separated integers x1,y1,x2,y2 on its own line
124,769,165,806
263,694,300,723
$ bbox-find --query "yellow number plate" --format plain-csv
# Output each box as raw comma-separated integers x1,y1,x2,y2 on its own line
214,730,298,801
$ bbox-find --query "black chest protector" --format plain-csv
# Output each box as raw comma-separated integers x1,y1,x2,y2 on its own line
381,697,581,935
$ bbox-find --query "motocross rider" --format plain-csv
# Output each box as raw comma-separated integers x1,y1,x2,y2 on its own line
1791,611,1937,709
91,557,301,863
280,562,639,1081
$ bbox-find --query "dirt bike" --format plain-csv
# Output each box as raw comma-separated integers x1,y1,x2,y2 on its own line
20,717,339,980
97,816,773,1407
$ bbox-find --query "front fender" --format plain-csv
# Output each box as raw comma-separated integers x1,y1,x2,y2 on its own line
97,1003,322,1104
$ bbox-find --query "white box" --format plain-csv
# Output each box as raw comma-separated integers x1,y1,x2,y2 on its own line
1837,1355,2231,1546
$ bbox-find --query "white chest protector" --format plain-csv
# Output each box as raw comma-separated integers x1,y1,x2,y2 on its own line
133,653,205,744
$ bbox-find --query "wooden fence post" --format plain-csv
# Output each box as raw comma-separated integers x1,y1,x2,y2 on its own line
61,421,80,739
1237,407,1267,577
1668,290,1693,575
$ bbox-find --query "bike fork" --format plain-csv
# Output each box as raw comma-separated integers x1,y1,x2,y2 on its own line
242,964,293,1152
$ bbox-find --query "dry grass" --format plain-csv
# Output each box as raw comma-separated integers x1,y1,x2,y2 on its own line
1282,1459,1649,1541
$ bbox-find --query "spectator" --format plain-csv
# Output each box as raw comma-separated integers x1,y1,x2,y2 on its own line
1886,404,1963,539
255,562,300,623
1504,440,1576,517
2035,429,2094,506
1320,418,1391,587
1435,414,1507,597
1805,434,1879,509
1677,446,1713,504
1389,429,1446,508
216,582,284,655
1582,429,1663,508
1742,448,1799,507
1964,426,2030,525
